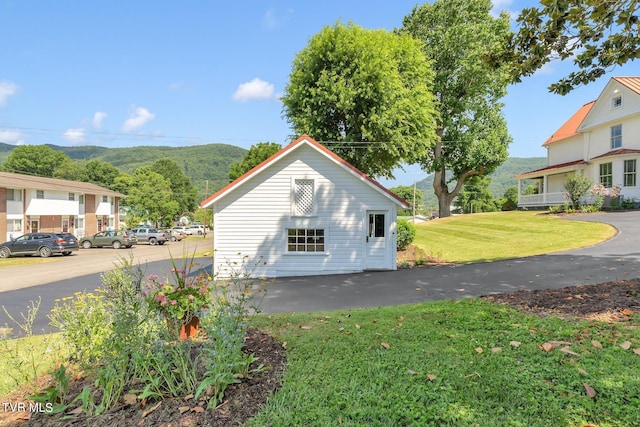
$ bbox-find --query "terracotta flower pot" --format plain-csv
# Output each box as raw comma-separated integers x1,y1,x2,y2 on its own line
165,313,200,340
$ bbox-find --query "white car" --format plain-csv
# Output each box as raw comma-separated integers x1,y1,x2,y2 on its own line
173,226,193,236
188,224,208,235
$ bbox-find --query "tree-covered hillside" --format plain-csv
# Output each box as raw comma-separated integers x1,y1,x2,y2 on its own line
416,157,547,209
1,142,246,200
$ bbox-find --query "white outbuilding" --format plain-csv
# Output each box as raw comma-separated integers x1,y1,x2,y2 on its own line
200,135,409,278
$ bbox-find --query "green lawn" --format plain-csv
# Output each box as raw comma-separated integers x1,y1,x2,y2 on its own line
250,301,640,426
413,211,616,263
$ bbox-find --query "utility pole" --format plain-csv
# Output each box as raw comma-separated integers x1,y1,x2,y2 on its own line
203,180,209,238
412,180,417,223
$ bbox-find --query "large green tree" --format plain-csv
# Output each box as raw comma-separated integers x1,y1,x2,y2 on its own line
115,167,179,227
503,0,640,95
390,185,424,216
1,145,70,177
401,0,512,217
80,159,122,190
229,142,281,180
455,175,497,213
152,158,198,215
281,22,438,179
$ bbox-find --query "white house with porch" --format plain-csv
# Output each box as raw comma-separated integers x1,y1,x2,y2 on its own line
518,77,640,208
200,135,409,278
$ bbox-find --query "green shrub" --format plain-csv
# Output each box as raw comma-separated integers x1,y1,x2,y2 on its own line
396,219,416,251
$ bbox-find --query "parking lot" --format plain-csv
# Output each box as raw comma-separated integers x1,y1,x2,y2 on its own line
0,236,213,293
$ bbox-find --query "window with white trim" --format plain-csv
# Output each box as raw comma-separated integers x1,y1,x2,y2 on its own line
36,190,44,199
293,179,314,216
600,162,613,188
611,124,622,149
287,228,325,252
624,159,636,187
612,95,622,108
7,219,22,232
68,192,75,201
6,189,22,201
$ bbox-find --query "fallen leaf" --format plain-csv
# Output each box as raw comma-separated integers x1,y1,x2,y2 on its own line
179,406,190,414
427,374,437,381
300,325,312,330
69,406,84,415
337,327,345,332
123,393,137,405
510,341,522,348
282,341,287,349
355,324,361,329
183,393,194,401
407,369,417,375
192,406,205,413
591,340,603,349
583,382,596,398
622,309,635,316
560,346,580,356
381,342,390,349
540,342,554,352
475,347,484,354
621,341,632,350
397,316,404,323
141,402,161,418
491,347,502,353
415,287,421,291
634,348,640,356
577,367,588,375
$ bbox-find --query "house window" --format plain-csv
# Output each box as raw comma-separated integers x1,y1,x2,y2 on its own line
612,95,622,108
79,195,84,204
102,195,108,203
7,219,22,232
287,228,325,252
293,179,314,216
7,189,22,201
624,159,636,187
600,162,613,188
68,192,75,201
36,190,44,199
611,124,622,149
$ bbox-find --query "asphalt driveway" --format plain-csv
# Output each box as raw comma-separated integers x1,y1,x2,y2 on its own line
259,211,640,313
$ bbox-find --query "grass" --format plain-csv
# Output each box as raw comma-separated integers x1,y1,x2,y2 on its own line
0,256,56,269
414,211,616,263
250,301,640,427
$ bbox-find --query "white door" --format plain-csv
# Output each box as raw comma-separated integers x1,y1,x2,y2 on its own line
365,211,388,269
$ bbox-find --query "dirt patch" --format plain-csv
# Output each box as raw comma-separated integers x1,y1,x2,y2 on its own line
481,279,640,322
0,329,286,427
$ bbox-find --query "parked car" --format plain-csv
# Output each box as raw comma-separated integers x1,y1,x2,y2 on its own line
80,230,137,249
188,224,209,235
173,225,193,236
0,232,79,258
164,229,185,242
129,228,168,245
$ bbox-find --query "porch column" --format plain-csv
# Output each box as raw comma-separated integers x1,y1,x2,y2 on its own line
543,175,548,204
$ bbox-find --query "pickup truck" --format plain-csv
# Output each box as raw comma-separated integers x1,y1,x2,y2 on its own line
129,228,168,245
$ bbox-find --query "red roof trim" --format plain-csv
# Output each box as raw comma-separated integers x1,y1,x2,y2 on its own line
519,159,588,176
200,134,409,208
590,148,640,160
542,101,595,146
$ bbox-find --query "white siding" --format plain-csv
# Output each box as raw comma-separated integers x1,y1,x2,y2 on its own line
547,136,584,165
212,144,399,278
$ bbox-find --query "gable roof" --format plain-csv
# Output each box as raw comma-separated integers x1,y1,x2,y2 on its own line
200,135,409,209
542,101,595,147
516,159,588,179
613,76,640,95
0,171,123,197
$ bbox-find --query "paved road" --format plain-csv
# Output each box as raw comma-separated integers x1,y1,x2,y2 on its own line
1,212,639,336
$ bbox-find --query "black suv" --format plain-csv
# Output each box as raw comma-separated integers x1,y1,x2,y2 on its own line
0,232,80,258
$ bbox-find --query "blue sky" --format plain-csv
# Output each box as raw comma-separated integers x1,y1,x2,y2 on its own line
1,1,638,187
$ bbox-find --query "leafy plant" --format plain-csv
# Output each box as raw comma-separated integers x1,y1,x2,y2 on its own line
564,174,593,210
396,219,416,251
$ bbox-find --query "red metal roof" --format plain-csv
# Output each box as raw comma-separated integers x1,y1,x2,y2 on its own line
613,76,640,95
590,148,640,160
542,101,595,146
200,135,409,209
517,159,588,177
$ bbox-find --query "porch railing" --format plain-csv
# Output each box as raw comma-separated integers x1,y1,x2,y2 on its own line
518,192,596,207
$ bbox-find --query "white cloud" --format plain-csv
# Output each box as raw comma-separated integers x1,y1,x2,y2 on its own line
0,80,19,107
121,106,155,133
232,78,275,102
93,111,107,129
62,128,86,144
0,129,26,145
491,0,516,17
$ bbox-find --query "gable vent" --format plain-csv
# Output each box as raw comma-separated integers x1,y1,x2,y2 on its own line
294,179,314,216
